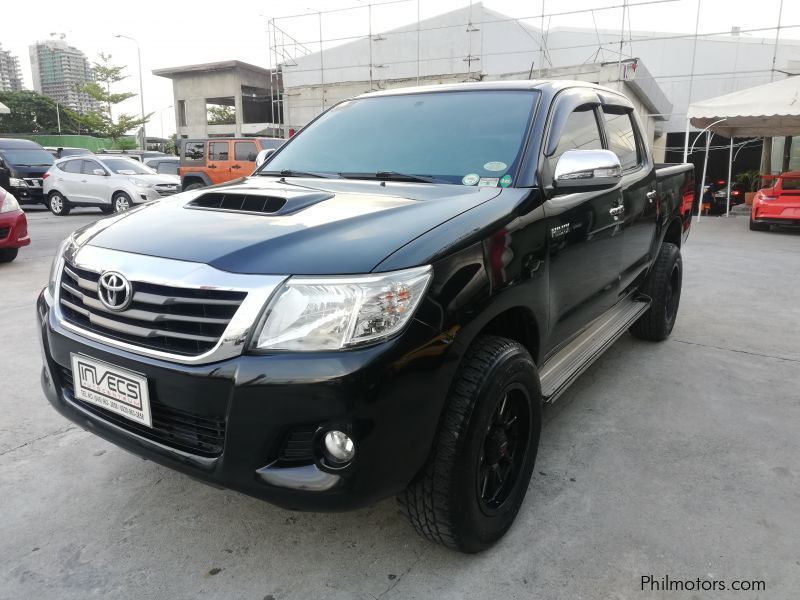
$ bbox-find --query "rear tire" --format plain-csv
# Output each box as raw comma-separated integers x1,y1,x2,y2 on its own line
48,191,70,216
0,248,18,263
99,205,114,215
399,335,542,553
630,243,682,341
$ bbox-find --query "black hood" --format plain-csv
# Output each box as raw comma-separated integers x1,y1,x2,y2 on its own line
76,177,502,275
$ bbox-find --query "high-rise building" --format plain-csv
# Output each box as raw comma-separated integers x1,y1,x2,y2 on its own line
29,39,100,113
0,44,24,92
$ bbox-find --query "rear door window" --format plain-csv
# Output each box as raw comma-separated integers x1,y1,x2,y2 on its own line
183,142,205,163
62,160,83,174
209,142,230,161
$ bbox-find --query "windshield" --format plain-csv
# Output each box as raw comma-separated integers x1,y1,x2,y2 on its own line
263,90,538,184
100,158,155,175
0,148,54,167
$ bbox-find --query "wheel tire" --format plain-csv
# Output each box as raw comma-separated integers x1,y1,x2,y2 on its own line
48,192,70,216
113,193,132,213
0,248,18,263
399,335,542,553
183,182,204,192
630,243,682,342
99,205,114,215
749,216,769,231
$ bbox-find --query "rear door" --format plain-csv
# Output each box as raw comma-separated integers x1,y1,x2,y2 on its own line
206,141,232,184
58,159,87,203
600,104,657,294
231,140,258,177
542,90,624,353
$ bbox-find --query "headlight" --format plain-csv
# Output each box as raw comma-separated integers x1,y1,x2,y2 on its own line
47,235,77,296
129,178,152,188
9,177,26,187
0,192,20,213
251,265,432,351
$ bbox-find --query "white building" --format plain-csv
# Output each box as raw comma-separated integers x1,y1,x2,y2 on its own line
0,44,24,92
280,2,800,146
29,39,101,113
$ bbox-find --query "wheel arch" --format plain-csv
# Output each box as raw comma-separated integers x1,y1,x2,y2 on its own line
663,215,683,249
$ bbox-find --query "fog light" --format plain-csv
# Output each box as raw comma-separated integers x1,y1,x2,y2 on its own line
323,430,355,464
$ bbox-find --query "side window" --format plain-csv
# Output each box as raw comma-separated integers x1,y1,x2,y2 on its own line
184,142,205,163
81,160,103,175
62,160,82,174
551,106,603,166
234,141,257,162
602,109,640,171
209,142,230,161
157,162,179,175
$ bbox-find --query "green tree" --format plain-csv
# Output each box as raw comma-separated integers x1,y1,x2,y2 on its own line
0,90,85,134
77,53,151,143
207,105,235,125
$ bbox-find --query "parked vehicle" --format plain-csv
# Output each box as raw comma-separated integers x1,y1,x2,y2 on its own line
0,139,54,206
144,156,179,176
43,155,181,215
179,137,284,190
702,178,745,214
44,147,93,159
0,189,30,262
750,171,800,230
37,81,693,552
95,150,168,163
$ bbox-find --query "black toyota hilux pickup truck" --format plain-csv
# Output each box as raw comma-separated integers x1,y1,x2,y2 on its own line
37,81,694,553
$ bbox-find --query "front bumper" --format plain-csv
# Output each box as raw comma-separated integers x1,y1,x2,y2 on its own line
0,210,30,249
37,289,459,511
10,184,44,205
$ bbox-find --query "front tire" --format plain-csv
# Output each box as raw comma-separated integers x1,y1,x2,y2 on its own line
630,243,682,341
48,191,70,216
113,192,132,213
399,335,542,553
0,248,18,263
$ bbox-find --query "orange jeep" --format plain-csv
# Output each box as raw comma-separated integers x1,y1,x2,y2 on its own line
179,137,284,191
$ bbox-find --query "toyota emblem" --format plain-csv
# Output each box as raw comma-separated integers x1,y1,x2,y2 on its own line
98,271,132,311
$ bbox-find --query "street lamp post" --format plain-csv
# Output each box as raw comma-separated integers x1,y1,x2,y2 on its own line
113,34,146,150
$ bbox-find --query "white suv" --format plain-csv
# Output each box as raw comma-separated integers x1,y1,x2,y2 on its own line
42,156,181,216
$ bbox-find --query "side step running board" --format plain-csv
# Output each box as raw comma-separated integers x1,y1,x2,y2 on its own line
539,297,650,403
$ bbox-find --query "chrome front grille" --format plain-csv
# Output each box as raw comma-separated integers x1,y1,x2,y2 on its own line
154,183,180,196
58,262,247,356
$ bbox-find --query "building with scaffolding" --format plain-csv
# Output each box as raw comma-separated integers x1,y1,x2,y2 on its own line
270,1,800,171
153,61,282,139
0,44,24,92
29,39,101,113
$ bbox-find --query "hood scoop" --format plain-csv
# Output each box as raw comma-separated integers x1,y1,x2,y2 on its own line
186,190,334,216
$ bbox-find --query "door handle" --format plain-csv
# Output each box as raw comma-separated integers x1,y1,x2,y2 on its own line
609,205,625,220
208,164,217,169
646,190,657,203
80,179,87,183
231,165,242,170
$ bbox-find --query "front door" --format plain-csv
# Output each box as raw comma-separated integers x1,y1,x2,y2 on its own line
231,140,258,177
80,159,111,205
207,141,232,184
542,99,623,354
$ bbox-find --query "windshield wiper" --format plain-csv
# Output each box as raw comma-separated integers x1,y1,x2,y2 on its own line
33,163,53,166
339,171,438,183
259,169,338,179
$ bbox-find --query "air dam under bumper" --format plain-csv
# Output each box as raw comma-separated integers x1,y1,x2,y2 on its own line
37,289,459,511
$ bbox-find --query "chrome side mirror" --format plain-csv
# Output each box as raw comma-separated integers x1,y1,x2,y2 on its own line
255,148,276,168
553,149,622,192
92,168,106,176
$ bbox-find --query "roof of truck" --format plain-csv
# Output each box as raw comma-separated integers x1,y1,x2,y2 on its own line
357,79,613,99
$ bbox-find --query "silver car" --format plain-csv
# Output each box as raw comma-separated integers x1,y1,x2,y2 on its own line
43,156,181,216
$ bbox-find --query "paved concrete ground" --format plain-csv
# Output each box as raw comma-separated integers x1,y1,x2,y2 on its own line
2,208,798,599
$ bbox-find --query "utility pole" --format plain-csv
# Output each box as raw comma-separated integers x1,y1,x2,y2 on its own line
113,34,147,150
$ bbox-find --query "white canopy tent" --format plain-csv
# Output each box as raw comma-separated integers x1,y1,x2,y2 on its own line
0,101,9,115
684,76,800,218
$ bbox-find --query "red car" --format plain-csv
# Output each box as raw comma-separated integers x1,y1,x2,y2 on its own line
0,188,30,262
751,172,800,231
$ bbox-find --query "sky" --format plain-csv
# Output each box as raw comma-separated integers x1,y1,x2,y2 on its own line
2,0,798,137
